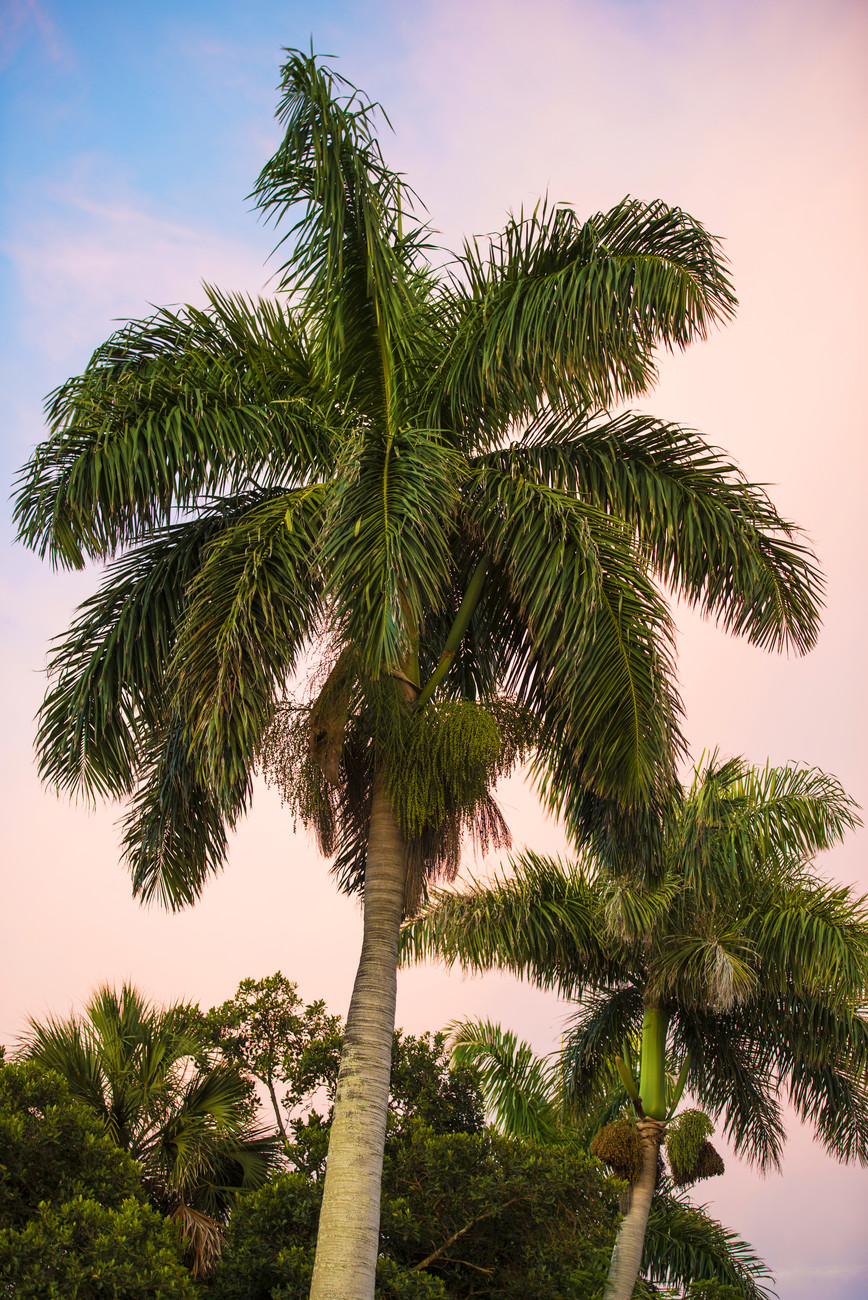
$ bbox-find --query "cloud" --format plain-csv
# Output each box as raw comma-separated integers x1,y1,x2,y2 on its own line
3,158,276,370
0,0,67,70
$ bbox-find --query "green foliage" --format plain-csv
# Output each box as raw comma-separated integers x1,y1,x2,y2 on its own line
283,1028,485,1176
14,50,828,903
643,1192,772,1299
0,1061,144,1228
200,973,341,1137
449,1018,562,1141
0,1195,198,1299
20,984,278,1223
209,1126,617,1300
405,755,868,1171
0,1061,196,1299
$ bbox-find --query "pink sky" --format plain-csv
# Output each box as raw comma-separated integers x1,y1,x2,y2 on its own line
2,1,867,1294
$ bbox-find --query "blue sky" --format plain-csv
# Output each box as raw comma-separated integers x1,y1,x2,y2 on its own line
3,3,868,1296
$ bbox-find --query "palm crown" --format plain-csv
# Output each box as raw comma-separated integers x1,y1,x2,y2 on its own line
15,53,821,908
402,755,867,1166
402,756,866,1300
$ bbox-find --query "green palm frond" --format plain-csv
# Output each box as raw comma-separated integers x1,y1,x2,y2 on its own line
747,874,868,999
433,197,736,433
34,511,232,801
448,1018,561,1141
671,1007,786,1171
480,407,822,654
400,852,629,996
743,990,868,1165
719,761,862,870
20,985,277,1221
644,1190,775,1300
253,49,429,415
653,927,758,1012
171,488,326,785
121,720,250,911
465,462,681,805
13,289,334,568
319,427,464,672
561,986,646,1109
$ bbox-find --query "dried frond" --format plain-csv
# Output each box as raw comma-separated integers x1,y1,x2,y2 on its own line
171,1202,224,1278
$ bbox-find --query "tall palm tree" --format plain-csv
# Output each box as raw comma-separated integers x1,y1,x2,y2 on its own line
401,756,868,1300
13,51,823,1299
20,984,276,1275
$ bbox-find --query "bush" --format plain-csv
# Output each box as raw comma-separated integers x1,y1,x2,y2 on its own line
0,1061,196,1298
0,1060,142,1226
0,1196,199,1299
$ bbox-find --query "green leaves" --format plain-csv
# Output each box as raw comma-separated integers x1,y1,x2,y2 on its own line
172,488,326,786
449,1019,562,1142
320,427,463,672
464,462,681,808
432,197,736,432
485,407,823,655
35,512,227,801
13,289,334,568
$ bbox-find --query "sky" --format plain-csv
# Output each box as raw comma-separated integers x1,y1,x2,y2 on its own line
1,0,867,1295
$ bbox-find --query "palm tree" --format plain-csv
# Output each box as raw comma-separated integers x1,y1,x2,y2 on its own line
20,984,276,1275
445,1018,773,1299
13,51,824,1299
401,756,868,1300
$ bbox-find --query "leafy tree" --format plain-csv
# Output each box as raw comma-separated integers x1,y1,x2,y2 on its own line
0,1060,197,1298
201,974,484,1156
20,984,278,1274
201,973,342,1141
210,1125,618,1300
14,47,824,1297
402,756,866,1300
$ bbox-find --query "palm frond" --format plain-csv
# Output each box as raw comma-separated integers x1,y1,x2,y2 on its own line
478,408,822,654
671,1007,786,1171
448,1018,561,1141
121,721,250,911
13,288,334,567
464,462,682,807
318,426,463,673
432,197,736,434
253,49,430,422
747,874,868,1000
562,986,646,1110
34,509,235,801
400,852,629,996
171,488,325,785
644,1189,775,1299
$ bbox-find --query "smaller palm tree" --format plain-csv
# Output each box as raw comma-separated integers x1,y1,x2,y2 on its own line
447,1018,772,1299
402,756,868,1300
20,984,277,1274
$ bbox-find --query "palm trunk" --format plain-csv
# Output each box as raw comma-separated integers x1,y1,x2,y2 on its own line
309,771,407,1300
603,1118,664,1300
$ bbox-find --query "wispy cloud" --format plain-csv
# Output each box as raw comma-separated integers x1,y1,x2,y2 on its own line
0,0,68,69
4,159,274,368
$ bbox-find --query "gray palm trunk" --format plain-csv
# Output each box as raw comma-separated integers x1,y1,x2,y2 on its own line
309,773,408,1300
603,1118,665,1300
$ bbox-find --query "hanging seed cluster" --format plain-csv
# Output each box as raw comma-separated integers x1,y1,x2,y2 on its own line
590,1115,643,1183
665,1108,723,1185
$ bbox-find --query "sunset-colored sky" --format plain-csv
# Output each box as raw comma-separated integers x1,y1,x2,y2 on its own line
2,2,866,1295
